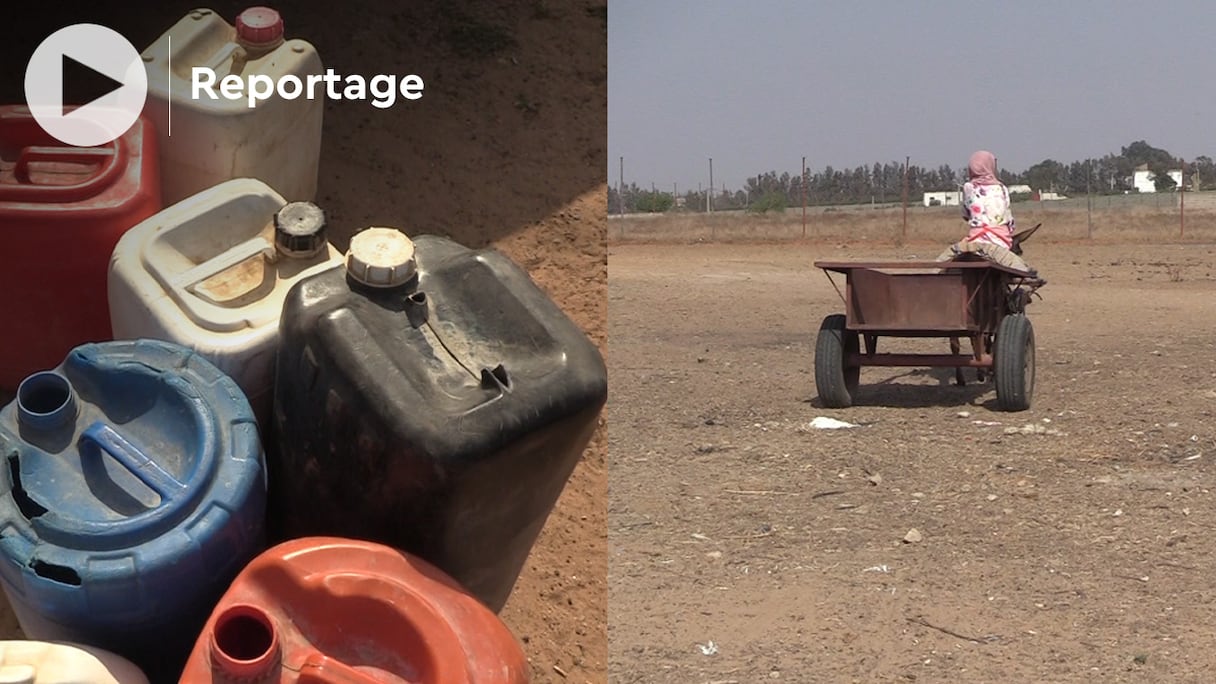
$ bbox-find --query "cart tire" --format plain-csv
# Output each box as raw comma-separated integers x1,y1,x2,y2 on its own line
815,314,860,408
994,314,1035,411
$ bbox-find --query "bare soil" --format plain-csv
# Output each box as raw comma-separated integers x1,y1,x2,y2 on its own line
2,2,606,681
609,239,1216,682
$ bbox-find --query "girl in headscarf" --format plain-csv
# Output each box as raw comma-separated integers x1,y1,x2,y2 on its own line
937,150,1032,272
960,150,1015,248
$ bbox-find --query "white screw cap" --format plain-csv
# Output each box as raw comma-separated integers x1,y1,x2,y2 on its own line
345,227,417,287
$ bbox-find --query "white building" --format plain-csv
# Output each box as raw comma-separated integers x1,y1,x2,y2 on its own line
1133,167,1183,193
923,191,962,207
1007,184,1032,196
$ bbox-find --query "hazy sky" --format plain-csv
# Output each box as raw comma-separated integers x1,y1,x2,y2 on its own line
609,1,1216,193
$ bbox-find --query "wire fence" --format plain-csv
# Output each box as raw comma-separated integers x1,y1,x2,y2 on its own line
609,190,1216,244
612,155,1216,218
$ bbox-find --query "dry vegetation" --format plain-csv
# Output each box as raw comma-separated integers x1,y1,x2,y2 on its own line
610,200,1216,246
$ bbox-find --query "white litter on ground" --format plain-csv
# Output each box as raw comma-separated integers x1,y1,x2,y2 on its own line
1004,423,1064,436
809,416,860,430
698,641,718,656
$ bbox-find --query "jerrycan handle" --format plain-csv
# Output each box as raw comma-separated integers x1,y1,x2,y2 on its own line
298,654,392,684
0,144,125,202
168,236,276,302
78,422,188,502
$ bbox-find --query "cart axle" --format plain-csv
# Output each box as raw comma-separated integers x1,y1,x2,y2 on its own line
847,353,993,368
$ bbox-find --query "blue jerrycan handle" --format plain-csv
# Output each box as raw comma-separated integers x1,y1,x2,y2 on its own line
78,422,188,503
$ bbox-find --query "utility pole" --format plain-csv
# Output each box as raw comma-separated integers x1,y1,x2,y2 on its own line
708,158,714,213
901,155,909,242
801,155,807,239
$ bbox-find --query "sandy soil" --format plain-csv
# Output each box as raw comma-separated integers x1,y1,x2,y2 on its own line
609,240,1216,682
2,2,606,681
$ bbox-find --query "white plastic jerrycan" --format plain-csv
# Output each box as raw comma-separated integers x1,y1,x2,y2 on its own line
108,178,344,426
0,641,149,684
141,7,323,205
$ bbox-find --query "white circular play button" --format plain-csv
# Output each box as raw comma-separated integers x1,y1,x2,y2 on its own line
24,23,147,147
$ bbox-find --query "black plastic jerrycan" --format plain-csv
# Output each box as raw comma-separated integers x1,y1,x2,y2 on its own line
270,227,606,611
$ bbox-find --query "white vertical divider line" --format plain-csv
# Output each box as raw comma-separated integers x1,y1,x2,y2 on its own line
167,36,171,136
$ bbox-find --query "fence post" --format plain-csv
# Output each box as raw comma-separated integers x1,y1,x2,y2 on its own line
1086,158,1092,239
619,156,624,217
801,156,807,239
901,156,909,242
1180,160,1186,238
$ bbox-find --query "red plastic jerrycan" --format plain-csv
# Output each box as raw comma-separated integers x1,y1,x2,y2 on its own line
179,537,530,684
0,105,161,392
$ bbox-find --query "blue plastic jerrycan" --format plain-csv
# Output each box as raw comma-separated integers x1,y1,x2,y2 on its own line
0,340,266,684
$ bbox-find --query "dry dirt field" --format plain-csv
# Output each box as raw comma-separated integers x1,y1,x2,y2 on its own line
608,231,1216,682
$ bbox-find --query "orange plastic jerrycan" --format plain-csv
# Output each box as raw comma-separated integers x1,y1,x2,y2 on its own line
179,537,530,684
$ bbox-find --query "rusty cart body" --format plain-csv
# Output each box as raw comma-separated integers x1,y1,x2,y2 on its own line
813,257,1047,411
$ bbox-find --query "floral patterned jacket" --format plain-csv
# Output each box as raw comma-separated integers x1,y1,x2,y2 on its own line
961,181,1015,249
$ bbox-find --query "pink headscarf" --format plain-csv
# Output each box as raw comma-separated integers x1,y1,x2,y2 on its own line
968,150,1000,186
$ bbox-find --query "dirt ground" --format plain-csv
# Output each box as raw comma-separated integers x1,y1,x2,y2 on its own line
2,2,606,681
608,239,1216,682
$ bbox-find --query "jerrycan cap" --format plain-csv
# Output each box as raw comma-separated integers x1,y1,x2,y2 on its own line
236,7,285,48
345,227,417,288
274,202,328,258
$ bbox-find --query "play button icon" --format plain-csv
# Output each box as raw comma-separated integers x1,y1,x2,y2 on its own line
62,54,128,110
24,23,147,147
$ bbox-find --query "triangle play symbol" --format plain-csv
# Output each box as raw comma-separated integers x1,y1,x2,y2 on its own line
61,54,125,115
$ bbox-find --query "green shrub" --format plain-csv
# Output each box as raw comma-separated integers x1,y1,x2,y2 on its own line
634,191,674,213
748,191,788,213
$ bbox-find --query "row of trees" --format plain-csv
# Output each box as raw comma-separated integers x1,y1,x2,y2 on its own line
611,141,1216,214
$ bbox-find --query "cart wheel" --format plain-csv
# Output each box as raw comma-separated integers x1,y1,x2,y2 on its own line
815,314,860,408
994,314,1035,411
